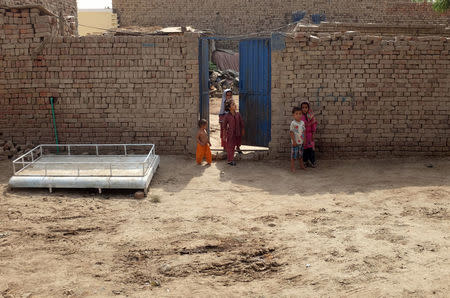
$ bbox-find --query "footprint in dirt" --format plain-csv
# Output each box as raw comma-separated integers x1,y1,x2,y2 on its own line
413,242,440,253
401,206,449,220
367,228,408,245
254,215,278,222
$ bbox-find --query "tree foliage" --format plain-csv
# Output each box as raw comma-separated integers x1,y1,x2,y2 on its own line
412,0,450,12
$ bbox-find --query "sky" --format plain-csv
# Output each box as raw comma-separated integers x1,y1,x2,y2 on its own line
77,0,112,9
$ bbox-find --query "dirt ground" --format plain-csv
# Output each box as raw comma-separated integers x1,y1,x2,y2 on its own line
209,96,223,149
1,153,449,297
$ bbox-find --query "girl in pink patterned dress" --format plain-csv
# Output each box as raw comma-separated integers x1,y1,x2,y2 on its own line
301,101,318,167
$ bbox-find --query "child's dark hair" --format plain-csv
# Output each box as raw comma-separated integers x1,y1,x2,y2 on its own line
292,106,301,114
301,101,310,109
198,119,208,128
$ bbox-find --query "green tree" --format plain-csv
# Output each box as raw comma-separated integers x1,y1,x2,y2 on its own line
412,0,450,12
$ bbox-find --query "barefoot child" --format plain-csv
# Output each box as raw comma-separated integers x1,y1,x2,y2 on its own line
290,106,306,172
196,119,212,165
223,101,244,166
300,101,317,167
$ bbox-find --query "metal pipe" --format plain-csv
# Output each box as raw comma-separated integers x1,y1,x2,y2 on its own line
11,144,157,178
13,145,41,163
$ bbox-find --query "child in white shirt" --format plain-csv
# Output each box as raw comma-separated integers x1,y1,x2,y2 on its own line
290,106,306,172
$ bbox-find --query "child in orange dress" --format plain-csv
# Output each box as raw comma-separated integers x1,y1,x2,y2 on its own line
196,119,212,165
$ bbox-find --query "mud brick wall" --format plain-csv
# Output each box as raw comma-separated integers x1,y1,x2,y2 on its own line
0,8,200,154
295,23,450,37
0,1,78,36
0,0,77,17
270,32,450,158
112,0,450,35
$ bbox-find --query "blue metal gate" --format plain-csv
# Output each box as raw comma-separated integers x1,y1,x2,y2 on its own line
239,39,271,147
199,38,209,128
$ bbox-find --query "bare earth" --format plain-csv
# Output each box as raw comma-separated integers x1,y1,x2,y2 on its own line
1,154,449,297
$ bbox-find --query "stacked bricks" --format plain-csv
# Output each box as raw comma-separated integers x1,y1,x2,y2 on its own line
0,6,60,58
112,0,450,37
0,0,77,17
0,140,34,160
0,0,78,35
0,7,200,154
270,31,450,158
295,23,450,37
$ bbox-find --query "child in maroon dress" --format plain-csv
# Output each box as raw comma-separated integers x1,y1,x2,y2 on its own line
223,101,244,166
219,89,233,150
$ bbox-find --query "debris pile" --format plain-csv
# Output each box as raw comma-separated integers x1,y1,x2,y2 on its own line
109,26,203,36
209,69,239,97
0,140,33,160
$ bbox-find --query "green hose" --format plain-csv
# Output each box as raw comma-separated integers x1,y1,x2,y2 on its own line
50,97,59,153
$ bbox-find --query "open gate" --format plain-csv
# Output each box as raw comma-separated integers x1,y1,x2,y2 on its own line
199,37,271,147
199,38,209,129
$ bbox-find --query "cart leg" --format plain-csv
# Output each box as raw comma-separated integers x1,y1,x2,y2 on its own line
144,188,148,195
98,188,102,194
49,187,52,193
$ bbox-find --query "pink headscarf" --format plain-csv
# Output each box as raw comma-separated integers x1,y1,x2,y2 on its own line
301,101,317,125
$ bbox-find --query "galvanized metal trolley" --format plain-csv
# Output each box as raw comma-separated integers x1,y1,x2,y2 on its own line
9,144,160,194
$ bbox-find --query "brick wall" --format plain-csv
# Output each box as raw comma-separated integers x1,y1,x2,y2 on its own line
0,0,77,17
270,32,450,158
295,23,450,37
0,7,200,155
112,0,450,35
2,6,449,158
0,1,78,35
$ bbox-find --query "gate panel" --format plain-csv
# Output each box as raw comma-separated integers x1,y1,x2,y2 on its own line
239,39,271,147
199,38,209,128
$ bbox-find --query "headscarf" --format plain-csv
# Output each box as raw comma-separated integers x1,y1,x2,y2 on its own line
219,89,232,115
300,101,317,125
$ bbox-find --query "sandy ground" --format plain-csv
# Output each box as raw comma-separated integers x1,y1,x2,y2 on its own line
209,96,223,149
1,154,449,297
